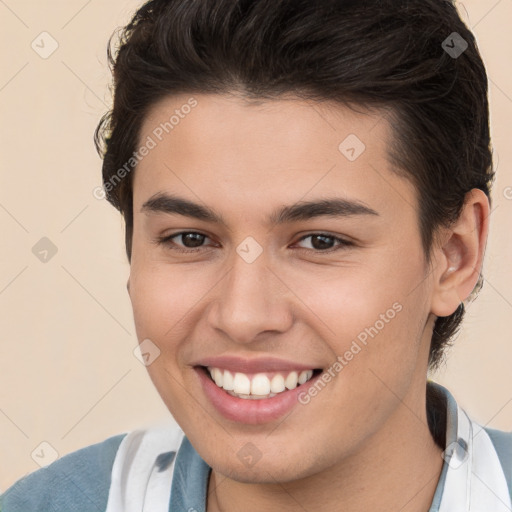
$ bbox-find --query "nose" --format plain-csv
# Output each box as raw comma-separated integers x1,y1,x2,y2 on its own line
207,249,294,345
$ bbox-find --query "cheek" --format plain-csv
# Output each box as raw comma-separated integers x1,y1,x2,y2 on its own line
287,252,428,370
288,263,406,336
129,260,207,341
128,263,204,416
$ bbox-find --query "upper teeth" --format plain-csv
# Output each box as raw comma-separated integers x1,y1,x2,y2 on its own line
207,367,314,397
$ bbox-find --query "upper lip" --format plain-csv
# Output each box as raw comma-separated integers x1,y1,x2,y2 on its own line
194,355,320,374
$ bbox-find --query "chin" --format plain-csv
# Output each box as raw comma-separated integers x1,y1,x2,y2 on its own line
210,453,317,484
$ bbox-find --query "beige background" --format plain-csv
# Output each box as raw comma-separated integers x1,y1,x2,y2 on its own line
0,0,511,492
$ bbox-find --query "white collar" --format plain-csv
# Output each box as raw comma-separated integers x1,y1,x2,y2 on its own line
437,401,511,511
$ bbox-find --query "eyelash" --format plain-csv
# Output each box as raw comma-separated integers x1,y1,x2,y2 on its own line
155,231,354,254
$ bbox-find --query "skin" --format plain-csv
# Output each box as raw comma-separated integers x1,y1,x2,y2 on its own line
127,92,489,511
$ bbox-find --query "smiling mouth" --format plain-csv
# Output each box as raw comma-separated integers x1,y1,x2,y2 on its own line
199,365,323,400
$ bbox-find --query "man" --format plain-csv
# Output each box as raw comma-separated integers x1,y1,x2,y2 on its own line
2,0,510,510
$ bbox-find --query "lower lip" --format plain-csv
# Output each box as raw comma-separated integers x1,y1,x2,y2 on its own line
195,367,322,425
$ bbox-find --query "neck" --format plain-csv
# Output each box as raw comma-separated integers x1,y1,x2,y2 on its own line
207,379,445,512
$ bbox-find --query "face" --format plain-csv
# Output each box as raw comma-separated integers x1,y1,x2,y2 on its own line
128,93,436,483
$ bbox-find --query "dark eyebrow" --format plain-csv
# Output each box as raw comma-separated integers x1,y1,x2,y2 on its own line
141,192,379,227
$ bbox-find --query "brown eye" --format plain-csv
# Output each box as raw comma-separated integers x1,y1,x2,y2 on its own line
157,231,213,253
176,232,207,248
295,233,353,253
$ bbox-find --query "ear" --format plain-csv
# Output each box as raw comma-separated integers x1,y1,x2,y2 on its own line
126,277,131,295
430,189,490,317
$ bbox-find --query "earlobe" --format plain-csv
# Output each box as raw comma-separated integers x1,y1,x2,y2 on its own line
430,189,490,318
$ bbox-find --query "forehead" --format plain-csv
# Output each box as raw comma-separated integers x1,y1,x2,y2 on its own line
133,93,417,222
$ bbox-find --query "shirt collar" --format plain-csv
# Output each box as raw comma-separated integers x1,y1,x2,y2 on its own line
428,381,511,512
169,435,211,512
